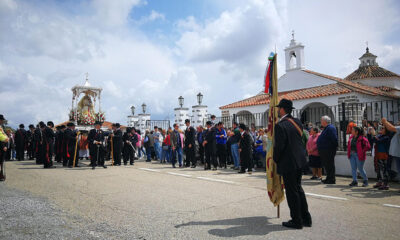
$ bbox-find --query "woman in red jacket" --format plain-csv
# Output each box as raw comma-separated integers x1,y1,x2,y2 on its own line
347,126,371,187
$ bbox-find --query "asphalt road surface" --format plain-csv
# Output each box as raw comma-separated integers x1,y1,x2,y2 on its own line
1,159,400,240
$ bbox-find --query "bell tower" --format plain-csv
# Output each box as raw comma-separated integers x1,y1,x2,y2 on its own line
284,31,305,72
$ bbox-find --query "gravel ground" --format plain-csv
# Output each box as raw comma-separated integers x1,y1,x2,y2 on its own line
0,184,144,240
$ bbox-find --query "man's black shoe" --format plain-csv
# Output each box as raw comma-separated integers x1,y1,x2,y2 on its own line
303,221,312,227
191,165,196,168
103,165,107,168
282,220,303,229
172,165,176,168
238,171,246,174
92,166,95,170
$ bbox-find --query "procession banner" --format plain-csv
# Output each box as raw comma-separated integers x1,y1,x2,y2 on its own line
265,52,285,207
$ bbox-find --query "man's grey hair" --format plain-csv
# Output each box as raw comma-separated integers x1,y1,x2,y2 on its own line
321,115,331,124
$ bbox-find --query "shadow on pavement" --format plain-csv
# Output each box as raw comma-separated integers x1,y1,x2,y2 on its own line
175,216,288,237
324,184,400,198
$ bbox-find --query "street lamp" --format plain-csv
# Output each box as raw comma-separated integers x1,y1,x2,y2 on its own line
197,92,203,105
178,96,184,108
142,103,146,114
131,105,135,116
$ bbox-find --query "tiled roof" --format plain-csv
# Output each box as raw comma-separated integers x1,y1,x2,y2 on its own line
220,84,351,109
220,69,399,110
344,66,400,81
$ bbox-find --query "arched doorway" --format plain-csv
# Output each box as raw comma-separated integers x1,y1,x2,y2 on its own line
300,102,335,126
236,110,256,128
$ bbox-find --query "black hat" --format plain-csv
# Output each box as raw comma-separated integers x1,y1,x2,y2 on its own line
0,114,5,121
56,126,61,130
185,119,190,123
29,124,35,129
60,125,66,129
239,123,247,130
206,121,212,126
94,121,102,125
67,122,75,127
47,121,54,127
275,98,294,110
115,123,120,128
126,127,131,132
39,121,46,128
19,124,25,128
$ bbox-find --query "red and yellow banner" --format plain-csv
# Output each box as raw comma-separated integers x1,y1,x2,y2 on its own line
266,53,285,207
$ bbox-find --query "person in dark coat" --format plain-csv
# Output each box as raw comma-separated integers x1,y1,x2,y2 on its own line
64,122,79,167
203,121,217,170
15,124,26,161
317,115,338,184
184,119,196,168
33,124,42,164
196,126,205,165
26,124,35,160
55,125,65,163
38,122,55,168
273,99,311,229
122,127,136,165
111,123,123,166
238,123,253,174
45,121,55,164
88,121,107,169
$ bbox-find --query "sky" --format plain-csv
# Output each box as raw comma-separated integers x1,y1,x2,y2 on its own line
1,0,400,128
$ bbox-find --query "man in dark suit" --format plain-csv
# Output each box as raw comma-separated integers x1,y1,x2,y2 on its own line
238,123,253,174
64,122,79,168
26,124,35,160
15,124,26,161
88,121,107,169
203,121,217,170
184,119,196,168
273,99,311,229
111,123,123,166
45,121,55,163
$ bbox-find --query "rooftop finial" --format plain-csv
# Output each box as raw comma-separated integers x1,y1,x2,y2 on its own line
292,30,295,40
366,41,369,52
84,72,90,87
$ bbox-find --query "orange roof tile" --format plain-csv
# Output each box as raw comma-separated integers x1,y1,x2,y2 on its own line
220,69,399,110
344,66,399,81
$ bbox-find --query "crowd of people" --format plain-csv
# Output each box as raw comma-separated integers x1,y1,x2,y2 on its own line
1,110,400,190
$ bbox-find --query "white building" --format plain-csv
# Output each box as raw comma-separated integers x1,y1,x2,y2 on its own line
174,107,190,131
220,35,400,127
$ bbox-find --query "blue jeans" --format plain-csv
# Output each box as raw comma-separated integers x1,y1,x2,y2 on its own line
349,152,368,182
161,147,171,163
154,142,161,160
231,143,240,168
138,147,146,158
171,147,183,166
393,156,400,179
146,146,154,161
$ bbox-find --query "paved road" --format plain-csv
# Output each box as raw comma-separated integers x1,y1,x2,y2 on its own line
1,159,400,240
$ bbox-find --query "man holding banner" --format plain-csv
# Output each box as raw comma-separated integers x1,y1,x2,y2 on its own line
265,52,311,230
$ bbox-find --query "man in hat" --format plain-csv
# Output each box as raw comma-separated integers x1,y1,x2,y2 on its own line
238,123,253,174
64,122,79,167
184,119,196,168
55,125,64,163
203,121,217,170
88,121,107,169
273,98,311,229
15,124,27,161
45,121,55,164
0,114,9,181
111,123,123,166
122,127,134,166
26,124,35,160
38,122,55,168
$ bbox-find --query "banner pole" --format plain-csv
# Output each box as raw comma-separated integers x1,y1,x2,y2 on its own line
277,204,280,218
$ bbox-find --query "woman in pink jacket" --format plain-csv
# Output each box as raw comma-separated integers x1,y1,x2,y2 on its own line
307,127,322,180
347,126,371,187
